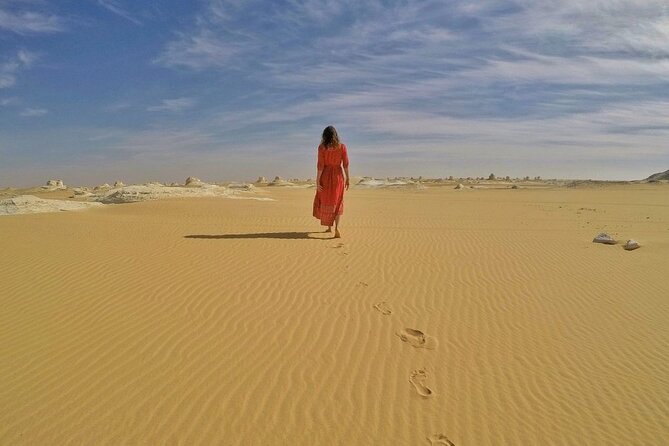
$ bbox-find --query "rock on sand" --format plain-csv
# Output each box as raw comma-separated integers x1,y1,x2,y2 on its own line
624,240,640,251
0,195,102,215
593,233,616,245
185,177,206,187
42,179,66,190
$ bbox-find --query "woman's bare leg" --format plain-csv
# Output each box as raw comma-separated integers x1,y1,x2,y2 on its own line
334,215,341,238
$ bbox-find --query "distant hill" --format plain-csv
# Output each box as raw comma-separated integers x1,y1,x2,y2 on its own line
644,169,669,182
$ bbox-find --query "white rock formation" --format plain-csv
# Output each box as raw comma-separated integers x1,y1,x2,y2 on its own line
624,240,640,251
0,195,102,215
114,181,125,188
72,187,93,197
455,183,465,190
96,184,227,204
593,233,616,245
94,183,111,191
227,182,256,191
42,179,66,190
185,177,205,187
256,176,268,184
268,176,295,186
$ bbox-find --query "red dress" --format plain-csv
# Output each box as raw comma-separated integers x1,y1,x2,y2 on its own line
313,144,349,226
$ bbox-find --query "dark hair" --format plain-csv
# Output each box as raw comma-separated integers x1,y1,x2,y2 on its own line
321,125,340,148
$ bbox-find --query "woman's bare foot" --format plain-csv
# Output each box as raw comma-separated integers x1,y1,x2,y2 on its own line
325,227,332,233
334,229,341,238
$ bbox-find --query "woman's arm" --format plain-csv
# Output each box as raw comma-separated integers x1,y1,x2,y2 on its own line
342,144,350,190
317,146,324,191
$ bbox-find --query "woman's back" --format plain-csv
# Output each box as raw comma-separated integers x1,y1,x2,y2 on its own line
318,144,349,168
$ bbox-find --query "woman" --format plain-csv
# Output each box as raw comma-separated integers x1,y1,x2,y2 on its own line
312,125,350,238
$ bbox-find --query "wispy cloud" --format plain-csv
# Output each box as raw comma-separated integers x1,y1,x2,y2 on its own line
0,7,66,35
0,97,19,107
96,0,141,25
0,50,37,89
155,29,243,69
20,107,48,117
147,97,197,113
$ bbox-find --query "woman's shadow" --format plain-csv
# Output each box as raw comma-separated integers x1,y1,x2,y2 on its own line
184,231,329,240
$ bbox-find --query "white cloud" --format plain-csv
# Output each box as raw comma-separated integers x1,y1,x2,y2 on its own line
0,8,66,35
147,97,197,112
155,29,241,69
0,97,19,106
96,0,142,25
0,50,37,89
20,107,48,117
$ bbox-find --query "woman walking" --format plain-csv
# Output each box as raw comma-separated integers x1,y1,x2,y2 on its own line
313,126,350,238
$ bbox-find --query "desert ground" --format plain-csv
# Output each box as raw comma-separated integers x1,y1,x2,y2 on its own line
1,181,668,445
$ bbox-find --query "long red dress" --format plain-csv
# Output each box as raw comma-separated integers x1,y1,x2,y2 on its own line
313,143,349,226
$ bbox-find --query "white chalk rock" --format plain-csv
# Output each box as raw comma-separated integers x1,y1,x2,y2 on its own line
73,187,92,196
624,240,640,251
185,176,205,187
114,181,125,188
227,182,256,191
593,233,616,245
256,176,268,184
94,183,111,191
0,195,102,215
268,176,295,186
455,183,465,190
97,184,226,203
42,179,66,190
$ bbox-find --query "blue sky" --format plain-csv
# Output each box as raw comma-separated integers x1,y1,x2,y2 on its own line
1,0,668,186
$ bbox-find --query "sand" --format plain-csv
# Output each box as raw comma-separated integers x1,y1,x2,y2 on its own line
1,183,668,445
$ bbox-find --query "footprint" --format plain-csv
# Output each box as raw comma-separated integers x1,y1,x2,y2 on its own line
409,369,433,398
331,242,345,249
373,302,392,315
427,434,455,445
396,328,438,349
356,281,369,288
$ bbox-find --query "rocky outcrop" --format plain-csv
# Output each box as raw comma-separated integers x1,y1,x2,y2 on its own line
227,183,256,191
42,179,66,190
0,195,102,215
185,177,206,187
268,176,295,186
97,184,227,204
644,169,669,182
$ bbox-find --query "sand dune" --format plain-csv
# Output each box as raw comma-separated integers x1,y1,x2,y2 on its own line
1,183,668,445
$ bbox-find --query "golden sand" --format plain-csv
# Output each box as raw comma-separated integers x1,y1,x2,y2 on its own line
1,184,668,445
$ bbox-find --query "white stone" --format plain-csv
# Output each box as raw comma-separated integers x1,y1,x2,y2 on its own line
185,177,205,187
624,240,640,251
268,177,295,186
593,233,616,245
42,179,66,190
227,182,256,191
0,195,102,215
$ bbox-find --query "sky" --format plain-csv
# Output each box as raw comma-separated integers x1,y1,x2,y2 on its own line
1,0,668,187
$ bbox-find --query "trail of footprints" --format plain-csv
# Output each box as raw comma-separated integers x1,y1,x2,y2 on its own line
333,240,454,443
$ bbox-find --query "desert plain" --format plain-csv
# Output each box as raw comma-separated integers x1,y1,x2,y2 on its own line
1,179,668,445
